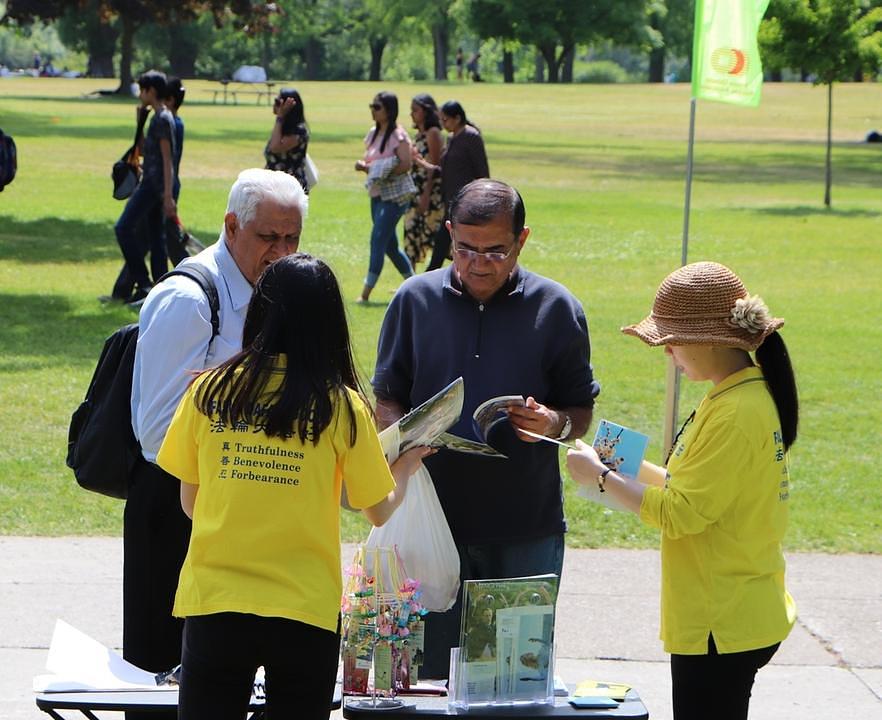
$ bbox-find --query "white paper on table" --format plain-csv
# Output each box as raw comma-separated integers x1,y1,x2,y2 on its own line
34,619,173,692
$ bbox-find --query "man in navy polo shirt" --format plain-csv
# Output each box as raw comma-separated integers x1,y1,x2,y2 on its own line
372,179,600,678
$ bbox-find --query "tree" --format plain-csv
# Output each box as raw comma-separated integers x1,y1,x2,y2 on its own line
467,0,653,82
647,0,694,82
760,0,882,206
4,0,265,92
56,1,118,77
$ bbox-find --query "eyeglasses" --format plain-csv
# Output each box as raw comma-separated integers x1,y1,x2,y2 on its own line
452,239,518,263
369,102,383,111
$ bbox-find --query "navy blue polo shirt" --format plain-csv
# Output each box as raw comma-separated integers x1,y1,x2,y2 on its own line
373,265,600,544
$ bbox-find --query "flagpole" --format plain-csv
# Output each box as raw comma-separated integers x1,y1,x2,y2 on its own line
663,96,697,455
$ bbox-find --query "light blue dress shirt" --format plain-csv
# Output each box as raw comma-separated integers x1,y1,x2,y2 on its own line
131,237,253,461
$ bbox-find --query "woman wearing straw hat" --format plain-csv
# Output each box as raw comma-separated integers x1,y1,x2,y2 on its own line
567,261,798,720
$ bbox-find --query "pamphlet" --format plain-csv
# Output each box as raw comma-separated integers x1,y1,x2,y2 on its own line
379,379,523,461
453,574,559,707
573,679,631,701
576,419,649,511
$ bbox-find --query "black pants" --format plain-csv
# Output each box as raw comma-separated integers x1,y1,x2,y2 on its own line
425,221,452,271
670,634,779,720
123,459,192,720
179,612,340,720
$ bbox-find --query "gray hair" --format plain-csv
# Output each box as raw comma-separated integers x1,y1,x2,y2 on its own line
225,168,309,231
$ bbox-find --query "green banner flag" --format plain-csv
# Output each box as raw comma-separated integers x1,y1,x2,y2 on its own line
691,0,771,107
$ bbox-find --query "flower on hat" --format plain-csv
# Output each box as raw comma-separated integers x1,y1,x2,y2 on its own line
730,295,771,334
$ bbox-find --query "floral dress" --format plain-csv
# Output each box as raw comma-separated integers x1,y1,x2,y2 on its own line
402,130,443,266
264,123,310,194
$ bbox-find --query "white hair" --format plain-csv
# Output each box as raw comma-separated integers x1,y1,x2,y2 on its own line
224,168,308,231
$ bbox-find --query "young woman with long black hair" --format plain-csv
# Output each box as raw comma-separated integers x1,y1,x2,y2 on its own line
157,253,431,720
567,261,798,720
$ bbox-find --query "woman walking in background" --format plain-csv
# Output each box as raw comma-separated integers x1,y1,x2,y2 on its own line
113,70,177,306
567,261,798,720
402,93,443,269
354,91,414,303
158,253,431,720
424,100,489,271
264,88,310,194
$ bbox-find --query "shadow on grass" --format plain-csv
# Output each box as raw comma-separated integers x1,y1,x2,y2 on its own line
0,216,118,263
0,292,134,368
0,216,217,264
746,205,882,218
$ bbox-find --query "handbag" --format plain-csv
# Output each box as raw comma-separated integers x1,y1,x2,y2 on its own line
365,464,460,612
303,153,319,190
112,109,148,200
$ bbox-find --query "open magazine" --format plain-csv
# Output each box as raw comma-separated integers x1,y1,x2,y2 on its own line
378,379,524,461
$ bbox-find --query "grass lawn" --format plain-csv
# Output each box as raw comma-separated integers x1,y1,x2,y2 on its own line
0,78,879,551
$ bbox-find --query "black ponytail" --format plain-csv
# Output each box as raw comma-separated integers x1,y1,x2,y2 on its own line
756,331,799,450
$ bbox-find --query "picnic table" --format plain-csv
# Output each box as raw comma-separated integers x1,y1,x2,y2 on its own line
212,80,277,106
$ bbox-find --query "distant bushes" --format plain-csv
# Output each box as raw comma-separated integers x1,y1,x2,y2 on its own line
576,60,633,84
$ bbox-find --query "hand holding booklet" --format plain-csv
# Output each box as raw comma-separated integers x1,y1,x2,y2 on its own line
575,419,660,512
379,378,524,461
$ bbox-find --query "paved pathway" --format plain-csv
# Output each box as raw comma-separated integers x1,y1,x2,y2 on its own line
2,537,880,719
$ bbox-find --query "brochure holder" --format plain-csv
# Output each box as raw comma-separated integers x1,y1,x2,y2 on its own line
448,574,559,709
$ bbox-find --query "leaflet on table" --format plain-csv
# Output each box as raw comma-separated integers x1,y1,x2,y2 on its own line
576,419,650,512
34,619,265,700
453,574,559,707
378,378,522,461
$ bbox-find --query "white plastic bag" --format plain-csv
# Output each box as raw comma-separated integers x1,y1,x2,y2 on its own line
303,154,319,190
365,464,460,612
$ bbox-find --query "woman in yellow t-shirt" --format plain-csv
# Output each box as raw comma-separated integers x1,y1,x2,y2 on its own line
157,254,431,720
567,262,799,720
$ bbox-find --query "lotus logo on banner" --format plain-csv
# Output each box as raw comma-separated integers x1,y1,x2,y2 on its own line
692,0,770,107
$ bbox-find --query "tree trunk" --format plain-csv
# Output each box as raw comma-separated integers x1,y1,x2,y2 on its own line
534,52,544,83
502,50,514,83
648,46,665,82
561,44,574,83
261,31,272,78
88,52,115,78
432,22,449,80
770,69,782,82
369,37,386,82
304,37,321,80
168,24,199,78
824,82,833,208
116,14,136,94
648,11,664,83
539,44,562,83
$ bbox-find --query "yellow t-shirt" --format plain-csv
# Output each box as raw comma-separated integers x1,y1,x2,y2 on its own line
640,366,796,654
157,361,395,633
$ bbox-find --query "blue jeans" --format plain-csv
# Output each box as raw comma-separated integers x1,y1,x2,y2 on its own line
365,195,413,288
114,178,167,292
419,533,566,679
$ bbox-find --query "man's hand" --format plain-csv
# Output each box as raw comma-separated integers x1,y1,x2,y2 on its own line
507,396,560,442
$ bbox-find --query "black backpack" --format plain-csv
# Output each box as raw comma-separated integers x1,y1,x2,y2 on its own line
0,129,17,192
67,265,221,499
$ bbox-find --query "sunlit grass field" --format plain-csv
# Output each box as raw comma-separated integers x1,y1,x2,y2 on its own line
1,78,880,551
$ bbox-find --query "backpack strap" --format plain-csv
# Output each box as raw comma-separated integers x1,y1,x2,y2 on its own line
159,264,221,340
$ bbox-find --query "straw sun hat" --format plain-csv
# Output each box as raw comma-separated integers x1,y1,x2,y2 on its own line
622,261,784,352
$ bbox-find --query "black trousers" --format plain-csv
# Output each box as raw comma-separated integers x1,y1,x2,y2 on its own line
425,220,452,271
179,612,340,720
670,634,779,720
123,459,192,720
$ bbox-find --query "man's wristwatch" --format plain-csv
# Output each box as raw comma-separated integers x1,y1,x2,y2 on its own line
555,413,572,440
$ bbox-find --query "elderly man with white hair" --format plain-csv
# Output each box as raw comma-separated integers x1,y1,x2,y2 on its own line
124,169,307,720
